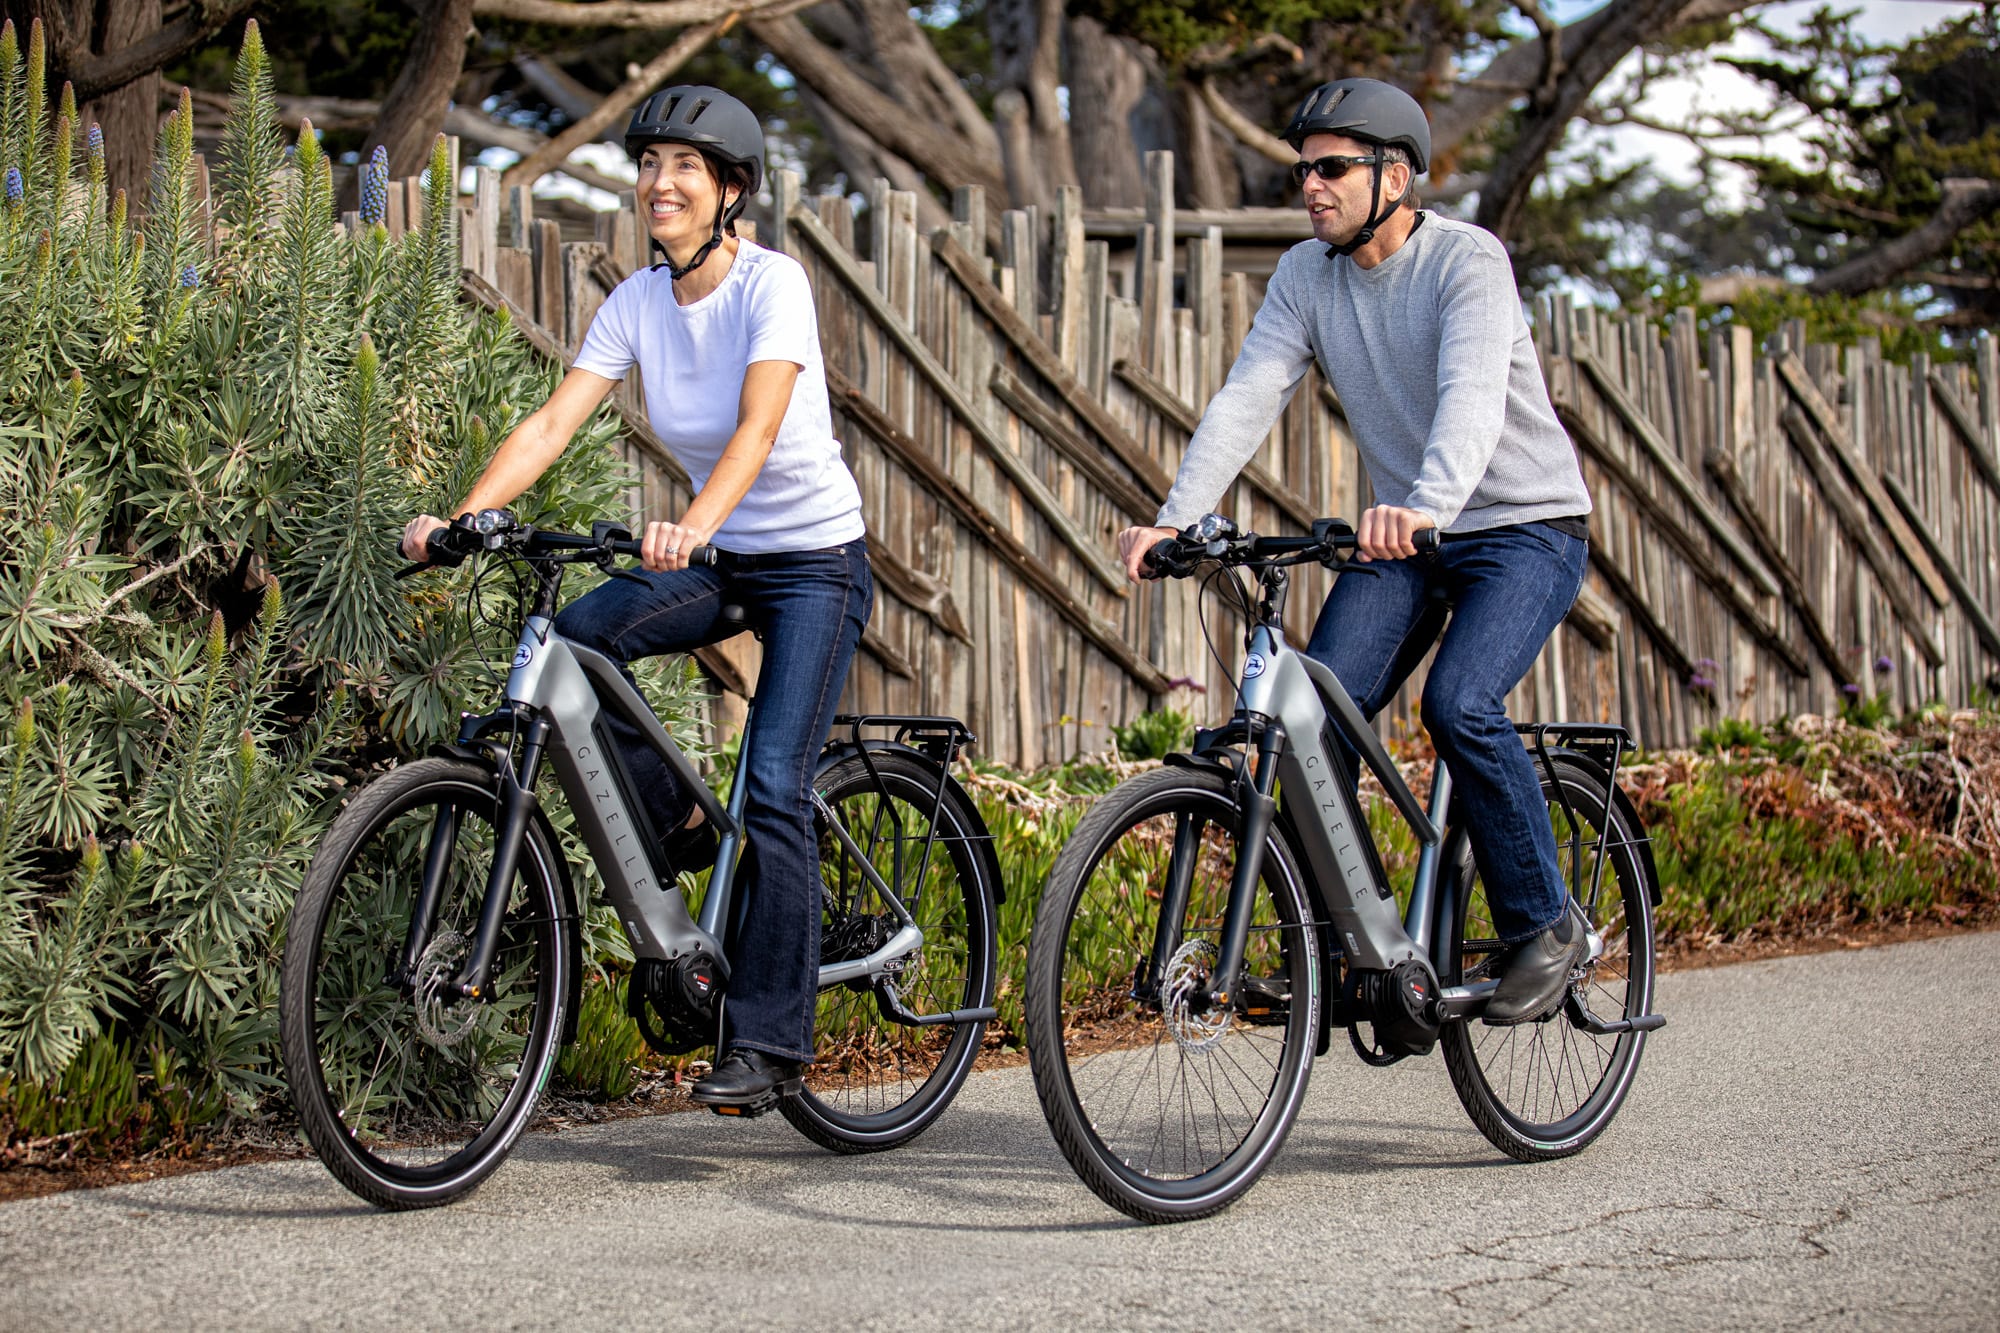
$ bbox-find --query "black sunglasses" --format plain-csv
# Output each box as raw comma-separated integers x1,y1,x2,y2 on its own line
1289,153,1383,185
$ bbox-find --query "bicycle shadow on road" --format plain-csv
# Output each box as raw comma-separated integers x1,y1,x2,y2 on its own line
540,1103,1137,1233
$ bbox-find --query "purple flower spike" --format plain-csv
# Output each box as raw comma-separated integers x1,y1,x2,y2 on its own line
179,263,200,288
1841,682,1862,697
1874,654,1894,674
87,124,103,159
3,167,21,206
359,144,389,226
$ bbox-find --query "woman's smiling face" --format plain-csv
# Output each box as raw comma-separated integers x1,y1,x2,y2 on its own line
636,143,734,253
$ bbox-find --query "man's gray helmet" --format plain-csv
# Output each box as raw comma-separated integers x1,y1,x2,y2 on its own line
1281,78,1430,173
624,85,766,280
1281,77,1430,258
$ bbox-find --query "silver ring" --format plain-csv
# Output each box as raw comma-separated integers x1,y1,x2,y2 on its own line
664,543,680,555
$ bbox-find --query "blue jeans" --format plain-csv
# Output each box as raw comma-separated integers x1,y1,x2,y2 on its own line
1305,522,1587,943
553,540,873,1061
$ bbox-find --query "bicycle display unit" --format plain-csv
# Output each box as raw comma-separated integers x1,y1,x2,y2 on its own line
1024,515,1667,1223
278,511,1001,1209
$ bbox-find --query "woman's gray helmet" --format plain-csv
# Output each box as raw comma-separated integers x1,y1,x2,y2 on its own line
1281,77,1430,257
624,85,766,279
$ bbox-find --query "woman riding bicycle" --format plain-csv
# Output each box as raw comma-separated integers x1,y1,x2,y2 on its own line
401,86,871,1111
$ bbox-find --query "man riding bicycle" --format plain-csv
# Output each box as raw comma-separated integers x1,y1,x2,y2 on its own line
1116,78,1593,1026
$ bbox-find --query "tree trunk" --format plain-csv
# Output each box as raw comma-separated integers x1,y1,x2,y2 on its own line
85,0,158,212
360,0,478,196
14,0,162,208
1063,16,1147,209
987,0,1074,204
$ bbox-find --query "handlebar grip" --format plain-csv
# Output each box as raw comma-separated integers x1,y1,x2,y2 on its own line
687,544,720,567
1412,527,1441,554
1140,538,1177,580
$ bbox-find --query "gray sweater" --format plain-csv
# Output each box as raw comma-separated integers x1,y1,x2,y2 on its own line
1157,213,1590,534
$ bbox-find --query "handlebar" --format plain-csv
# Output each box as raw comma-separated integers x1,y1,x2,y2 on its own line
1141,516,1443,580
395,511,719,579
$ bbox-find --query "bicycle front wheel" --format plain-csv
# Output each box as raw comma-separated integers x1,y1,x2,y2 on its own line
1025,764,1318,1224
1440,752,1656,1161
279,757,570,1209
780,748,999,1153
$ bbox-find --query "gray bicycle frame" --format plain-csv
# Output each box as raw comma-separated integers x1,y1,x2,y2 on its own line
1232,619,1502,1018
504,614,924,988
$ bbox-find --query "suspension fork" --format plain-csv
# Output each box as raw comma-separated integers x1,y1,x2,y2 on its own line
449,714,552,1000
1139,809,1207,1005
1206,720,1286,1009
389,802,464,990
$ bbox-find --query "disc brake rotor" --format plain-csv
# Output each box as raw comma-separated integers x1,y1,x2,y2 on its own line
413,930,480,1049
1160,939,1231,1051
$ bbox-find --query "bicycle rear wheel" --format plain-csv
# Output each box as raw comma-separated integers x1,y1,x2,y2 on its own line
1440,752,1656,1161
1026,764,1318,1224
279,757,570,1209
780,749,999,1153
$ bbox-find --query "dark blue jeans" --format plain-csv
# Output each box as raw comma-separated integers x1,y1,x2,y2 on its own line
1305,522,1587,943
552,540,873,1062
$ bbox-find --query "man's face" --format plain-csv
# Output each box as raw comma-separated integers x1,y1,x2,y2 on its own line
1297,131,1401,247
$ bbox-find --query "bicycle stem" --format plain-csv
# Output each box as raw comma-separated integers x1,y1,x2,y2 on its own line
1208,718,1287,1008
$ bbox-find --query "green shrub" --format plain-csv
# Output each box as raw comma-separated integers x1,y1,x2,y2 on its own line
557,975,646,1102
0,18,666,1140
1110,707,1192,761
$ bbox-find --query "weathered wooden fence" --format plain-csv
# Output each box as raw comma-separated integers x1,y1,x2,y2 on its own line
426,150,2000,765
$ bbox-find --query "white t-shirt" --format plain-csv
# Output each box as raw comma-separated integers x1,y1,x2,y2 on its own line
571,242,865,554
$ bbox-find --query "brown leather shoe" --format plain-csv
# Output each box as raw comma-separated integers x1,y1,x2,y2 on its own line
1483,902,1587,1026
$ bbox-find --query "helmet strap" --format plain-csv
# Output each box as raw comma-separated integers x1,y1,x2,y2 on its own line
1324,157,1410,260
649,194,733,281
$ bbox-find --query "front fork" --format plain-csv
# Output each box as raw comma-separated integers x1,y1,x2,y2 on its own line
1142,719,1284,1011
391,711,551,1002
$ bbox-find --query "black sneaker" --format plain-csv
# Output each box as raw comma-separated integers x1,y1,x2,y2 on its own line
662,814,719,875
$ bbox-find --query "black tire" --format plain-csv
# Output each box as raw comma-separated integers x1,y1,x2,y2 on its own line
1439,753,1656,1161
1025,765,1318,1223
779,749,999,1153
279,757,569,1209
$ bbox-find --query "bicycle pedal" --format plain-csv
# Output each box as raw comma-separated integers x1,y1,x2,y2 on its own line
704,1081,799,1118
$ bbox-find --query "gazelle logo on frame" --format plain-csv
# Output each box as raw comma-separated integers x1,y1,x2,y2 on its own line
1242,653,1267,679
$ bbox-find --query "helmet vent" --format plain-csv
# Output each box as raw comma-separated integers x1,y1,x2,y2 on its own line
1315,87,1349,117
686,97,712,122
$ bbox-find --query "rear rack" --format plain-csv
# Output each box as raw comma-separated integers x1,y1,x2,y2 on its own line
1516,722,1644,915
831,713,976,767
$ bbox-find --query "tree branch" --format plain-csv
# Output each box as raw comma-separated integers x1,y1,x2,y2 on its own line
1431,0,1767,162
1474,0,1710,241
1197,79,1294,167
63,0,257,102
500,13,737,192
471,0,760,27
749,11,1006,200
1810,178,2000,297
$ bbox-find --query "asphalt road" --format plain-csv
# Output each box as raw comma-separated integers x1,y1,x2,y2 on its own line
3,932,1996,1331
